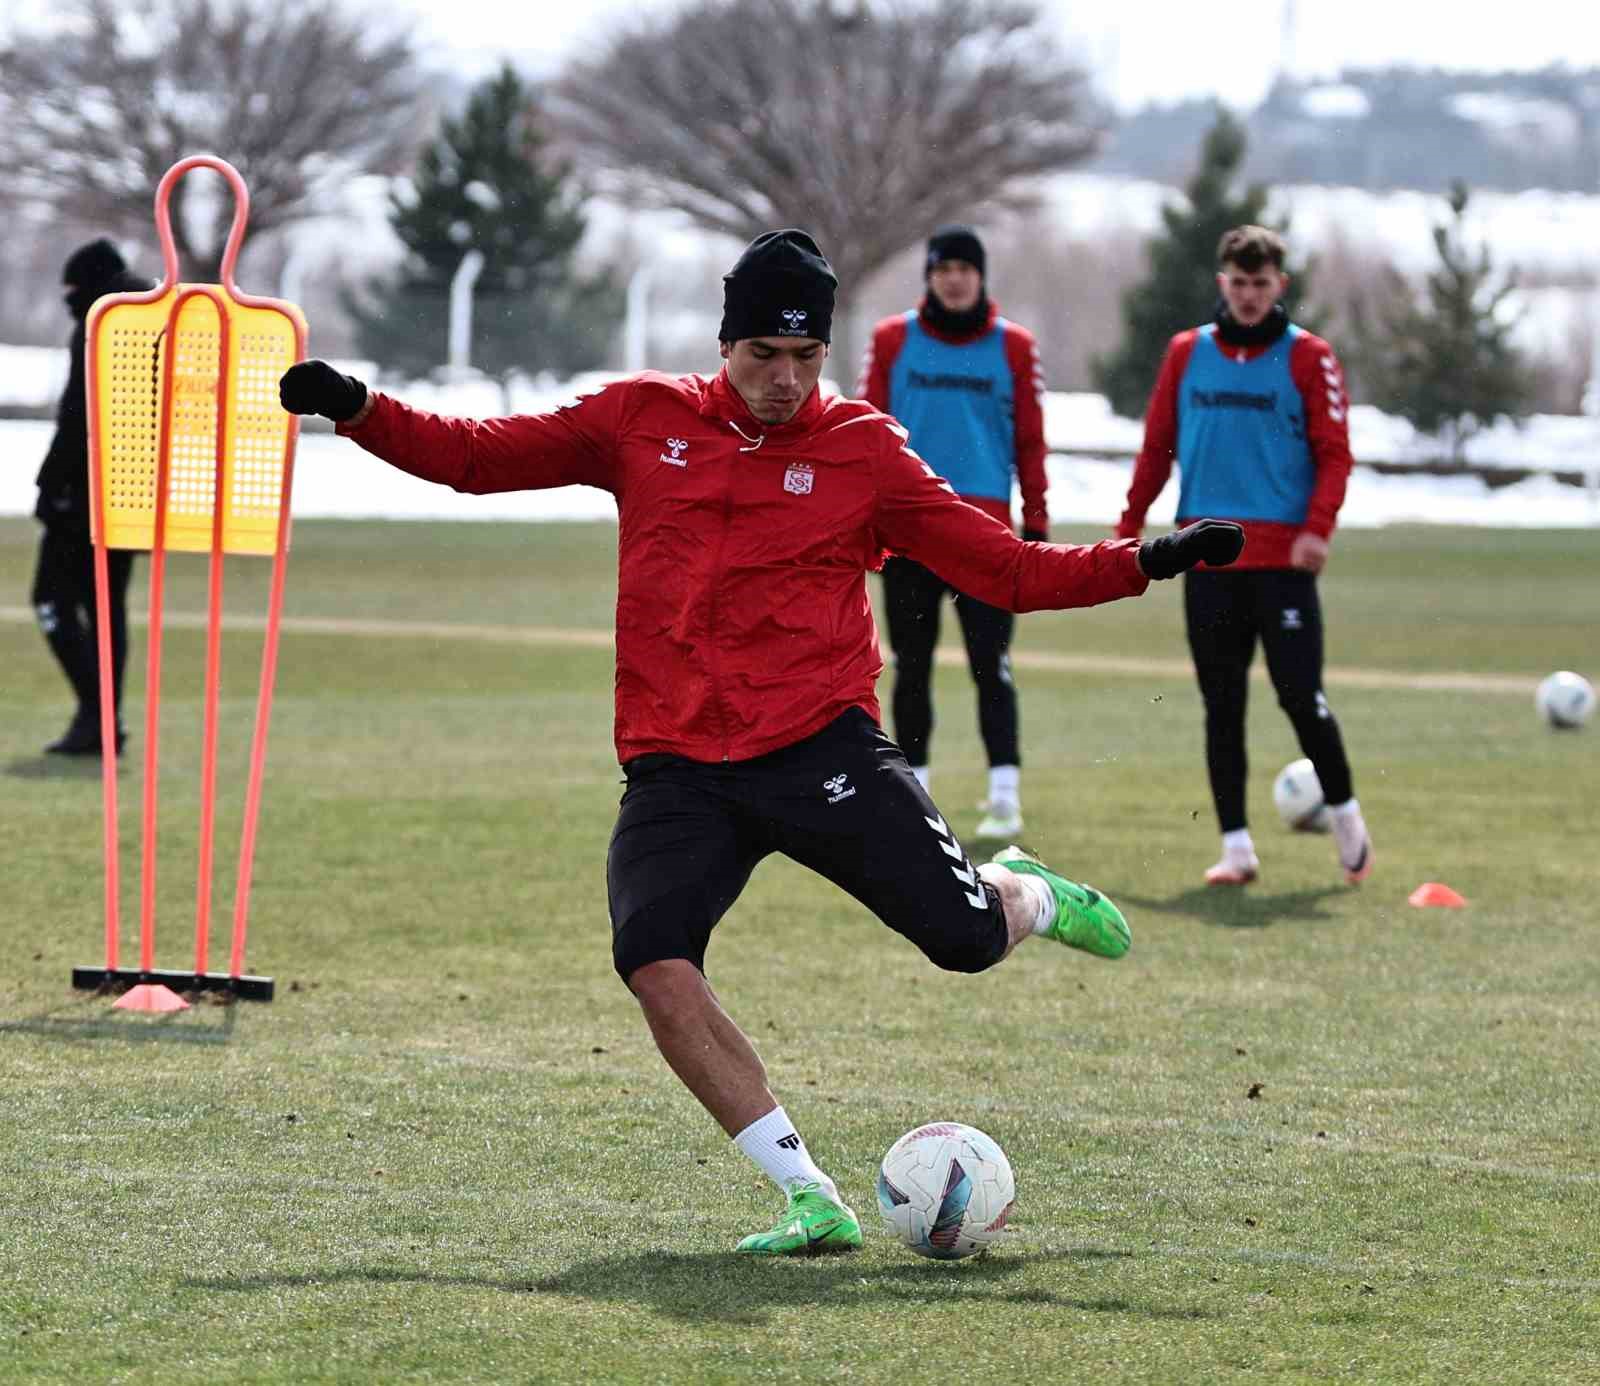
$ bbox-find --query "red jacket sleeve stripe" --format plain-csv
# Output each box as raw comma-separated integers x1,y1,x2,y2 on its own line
1116,330,1197,538
1291,331,1355,539
1003,322,1049,533
859,315,907,409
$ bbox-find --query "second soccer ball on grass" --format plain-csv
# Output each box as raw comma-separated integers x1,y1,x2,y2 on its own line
1536,670,1595,729
1273,757,1330,832
876,1121,1016,1260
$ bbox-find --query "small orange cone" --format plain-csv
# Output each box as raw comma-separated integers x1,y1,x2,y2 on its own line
113,983,191,1013
1408,882,1467,908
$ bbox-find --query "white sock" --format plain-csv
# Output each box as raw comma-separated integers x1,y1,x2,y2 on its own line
910,765,931,792
733,1106,839,1202
1012,871,1055,935
1222,828,1256,859
988,764,1020,807
1328,798,1368,867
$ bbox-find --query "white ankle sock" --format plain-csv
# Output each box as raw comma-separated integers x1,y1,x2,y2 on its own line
988,764,1020,807
1328,798,1368,866
1017,872,1055,935
1222,828,1255,859
733,1106,838,1201
910,765,931,792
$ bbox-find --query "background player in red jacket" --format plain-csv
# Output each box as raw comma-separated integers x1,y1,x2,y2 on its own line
861,226,1047,841
1117,225,1373,888
282,229,1244,1256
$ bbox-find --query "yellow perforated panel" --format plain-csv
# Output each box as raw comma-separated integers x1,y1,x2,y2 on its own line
90,285,305,555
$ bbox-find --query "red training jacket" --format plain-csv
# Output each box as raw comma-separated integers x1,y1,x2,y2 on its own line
858,300,1048,533
341,367,1148,764
1116,326,1354,569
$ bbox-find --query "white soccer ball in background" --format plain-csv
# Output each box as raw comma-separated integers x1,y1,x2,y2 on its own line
1273,757,1330,832
877,1121,1015,1260
1536,671,1595,729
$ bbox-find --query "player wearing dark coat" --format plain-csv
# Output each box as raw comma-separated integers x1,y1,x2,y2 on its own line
32,238,154,756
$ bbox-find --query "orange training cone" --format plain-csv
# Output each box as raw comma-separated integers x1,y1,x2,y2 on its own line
113,983,191,1013
1408,882,1467,908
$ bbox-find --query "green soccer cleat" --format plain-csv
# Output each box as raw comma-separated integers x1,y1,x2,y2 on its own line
990,845,1132,960
735,1183,863,1256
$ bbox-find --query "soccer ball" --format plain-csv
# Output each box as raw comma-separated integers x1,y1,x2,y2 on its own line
1536,671,1595,729
1272,757,1330,832
876,1121,1015,1260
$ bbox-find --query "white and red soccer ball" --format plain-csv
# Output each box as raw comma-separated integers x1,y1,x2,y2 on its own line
876,1121,1015,1260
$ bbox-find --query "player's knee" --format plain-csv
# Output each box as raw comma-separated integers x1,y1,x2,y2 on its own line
894,649,934,682
1194,664,1247,707
917,916,1007,975
1277,687,1331,724
624,956,705,1010
611,889,712,985
971,651,1014,692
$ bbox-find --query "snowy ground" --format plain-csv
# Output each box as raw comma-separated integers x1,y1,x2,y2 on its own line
7,348,1597,480
4,400,1596,530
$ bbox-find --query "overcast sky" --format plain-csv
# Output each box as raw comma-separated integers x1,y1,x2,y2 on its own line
5,1,1598,111
389,0,1600,112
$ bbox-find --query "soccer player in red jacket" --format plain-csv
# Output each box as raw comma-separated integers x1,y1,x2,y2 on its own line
282,230,1243,1256
1117,225,1373,888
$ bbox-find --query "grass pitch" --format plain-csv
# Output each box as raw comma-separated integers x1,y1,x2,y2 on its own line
1,516,1597,1385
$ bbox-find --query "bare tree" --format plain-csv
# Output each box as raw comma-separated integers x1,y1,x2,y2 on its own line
553,0,1107,372
0,0,426,282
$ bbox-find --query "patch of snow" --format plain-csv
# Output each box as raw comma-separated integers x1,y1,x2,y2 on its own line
1449,92,1580,147
1301,84,1371,120
3,384,1597,527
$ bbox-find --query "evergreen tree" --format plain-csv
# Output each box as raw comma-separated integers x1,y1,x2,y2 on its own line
1092,108,1310,420
1349,182,1533,461
348,64,621,382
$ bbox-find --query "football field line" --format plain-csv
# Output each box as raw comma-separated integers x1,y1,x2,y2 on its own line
0,605,1532,695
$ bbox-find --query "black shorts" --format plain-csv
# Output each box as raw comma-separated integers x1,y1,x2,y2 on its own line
607,708,1008,981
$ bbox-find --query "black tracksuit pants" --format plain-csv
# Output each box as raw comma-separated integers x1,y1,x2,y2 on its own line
31,524,134,725
881,556,1019,769
1184,568,1355,833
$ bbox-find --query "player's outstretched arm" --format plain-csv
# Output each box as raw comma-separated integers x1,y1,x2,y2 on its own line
1135,519,1246,579
278,360,622,497
280,360,368,423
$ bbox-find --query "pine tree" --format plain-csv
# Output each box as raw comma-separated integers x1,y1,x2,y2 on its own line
1349,182,1533,462
1092,108,1309,420
348,64,621,382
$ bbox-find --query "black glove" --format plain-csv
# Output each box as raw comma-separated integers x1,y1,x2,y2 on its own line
279,360,368,423
1138,519,1246,580
1022,527,1050,544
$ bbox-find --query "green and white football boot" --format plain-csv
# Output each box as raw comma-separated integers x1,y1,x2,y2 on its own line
735,1182,863,1256
990,845,1132,960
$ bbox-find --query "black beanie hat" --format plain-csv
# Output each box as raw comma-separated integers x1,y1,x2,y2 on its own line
62,238,127,290
925,225,986,279
719,229,836,344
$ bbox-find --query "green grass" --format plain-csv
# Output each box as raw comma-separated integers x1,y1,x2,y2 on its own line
1,516,1597,1385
